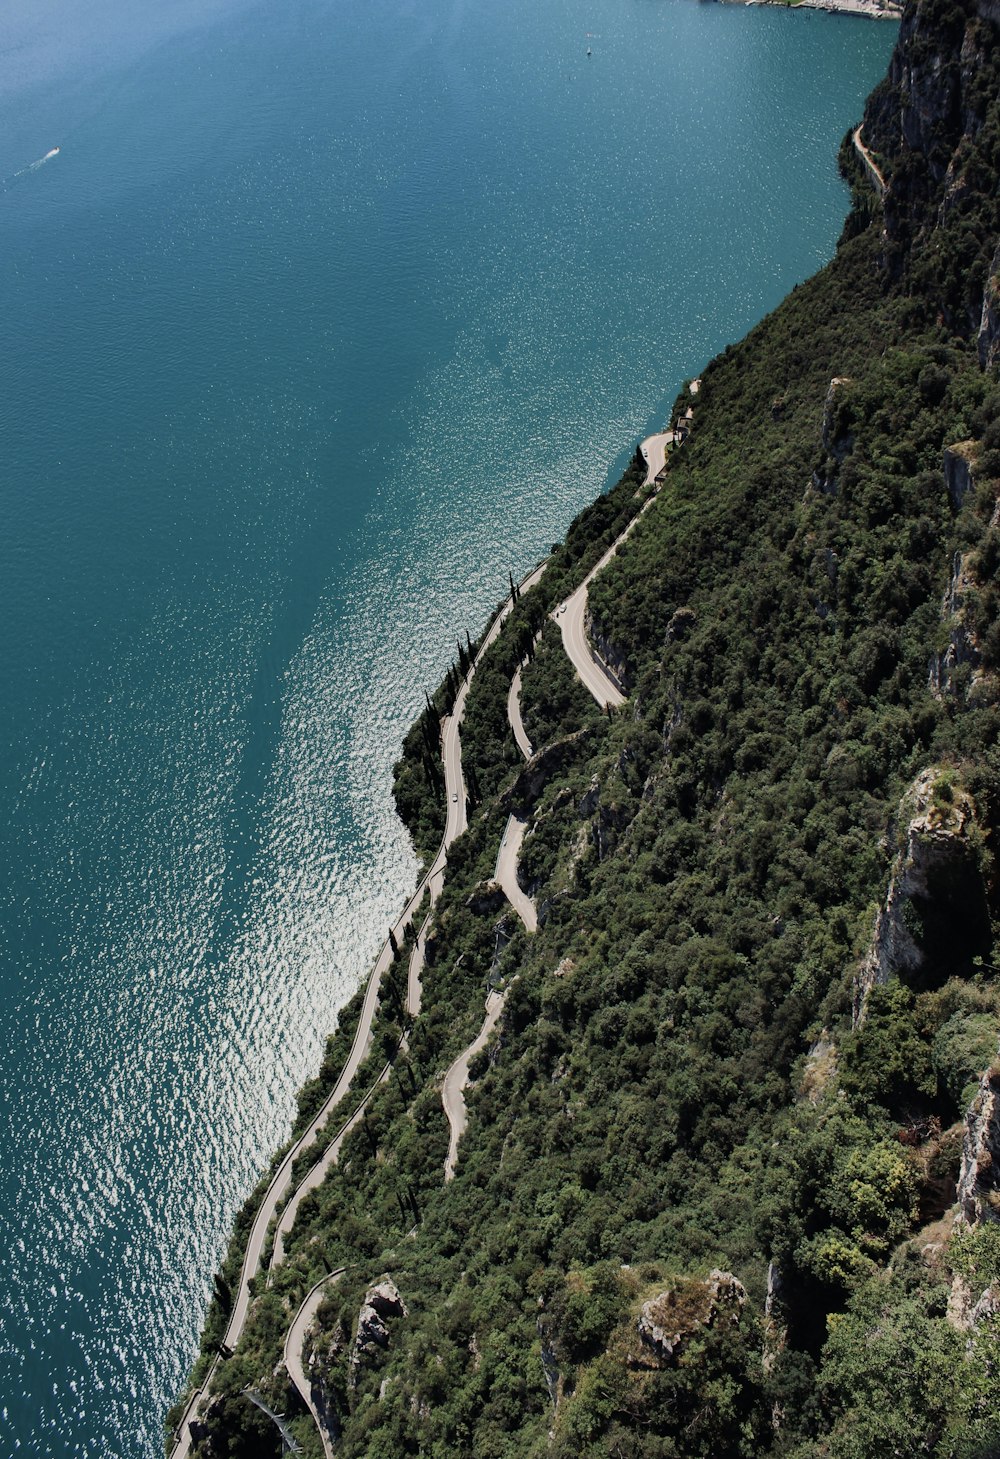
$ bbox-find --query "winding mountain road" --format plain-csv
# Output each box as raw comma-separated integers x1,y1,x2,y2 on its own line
407,919,426,1019
284,1269,346,1459
442,989,508,1182
272,913,431,1266
170,560,546,1458
507,666,533,760
271,1053,397,1268
494,814,537,933
555,576,627,709
175,479,662,1452
853,125,885,196
554,431,676,708
639,430,674,488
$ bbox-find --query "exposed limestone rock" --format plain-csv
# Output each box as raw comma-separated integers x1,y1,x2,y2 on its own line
592,798,630,864
633,1271,747,1367
948,1057,1000,1331
978,245,1000,371
587,612,628,693
861,0,999,316
948,1268,1000,1333
956,1061,1000,1227
465,882,507,917
808,378,855,496
666,605,696,642
765,1262,783,1321
504,727,593,815
821,376,854,461
799,1033,837,1104
577,775,600,818
943,441,978,511
537,1315,560,1410
762,1261,787,1376
929,550,981,700
349,1281,407,1389
854,769,988,1023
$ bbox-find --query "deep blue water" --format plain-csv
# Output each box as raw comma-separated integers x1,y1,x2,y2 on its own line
0,1,894,1453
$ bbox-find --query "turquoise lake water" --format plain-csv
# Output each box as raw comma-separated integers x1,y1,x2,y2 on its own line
0,1,895,1453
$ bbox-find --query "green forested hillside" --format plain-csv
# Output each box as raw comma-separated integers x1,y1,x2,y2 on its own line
180,3,1000,1455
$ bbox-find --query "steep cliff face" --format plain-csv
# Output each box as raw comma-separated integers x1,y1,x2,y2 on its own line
957,1060,1000,1224
855,768,991,1021
863,0,1000,327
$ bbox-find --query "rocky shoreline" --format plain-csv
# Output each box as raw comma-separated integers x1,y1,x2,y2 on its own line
741,0,902,18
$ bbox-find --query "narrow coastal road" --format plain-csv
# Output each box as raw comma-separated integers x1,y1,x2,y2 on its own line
271,1054,396,1267
272,911,431,1266
554,439,674,708
556,578,627,709
284,1269,346,1459
639,430,674,489
853,125,886,196
214,875,425,1363
407,920,426,1019
170,559,548,1458
442,989,508,1181
267,570,550,1269
494,815,537,933
507,666,533,760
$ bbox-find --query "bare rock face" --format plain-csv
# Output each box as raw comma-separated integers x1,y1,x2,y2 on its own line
943,441,977,511
821,377,854,462
349,1281,407,1390
586,612,628,694
667,605,696,642
860,0,999,327
854,769,989,1023
947,1056,1000,1331
635,1271,747,1367
466,882,508,917
957,1061,1000,1227
577,775,601,819
929,549,981,700
505,727,594,814
978,244,1000,370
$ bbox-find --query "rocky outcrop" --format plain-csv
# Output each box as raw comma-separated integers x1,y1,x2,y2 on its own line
504,727,594,815
666,605,696,642
577,775,601,819
537,1315,560,1409
465,883,507,917
956,1060,1000,1226
943,441,978,510
821,376,854,461
929,549,981,699
860,0,1000,329
947,1056,1000,1331
979,247,1000,369
810,378,855,495
349,1281,407,1389
587,613,628,694
633,1271,747,1368
799,1034,837,1104
854,768,989,1022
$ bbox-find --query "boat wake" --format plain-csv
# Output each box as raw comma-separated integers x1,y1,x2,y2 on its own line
24,147,60,172
3,147,60,192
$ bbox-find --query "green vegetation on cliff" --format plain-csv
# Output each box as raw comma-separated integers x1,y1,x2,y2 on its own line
180,3,1000,1456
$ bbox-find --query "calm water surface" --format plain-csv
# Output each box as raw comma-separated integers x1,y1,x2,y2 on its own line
0,1,893,1452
